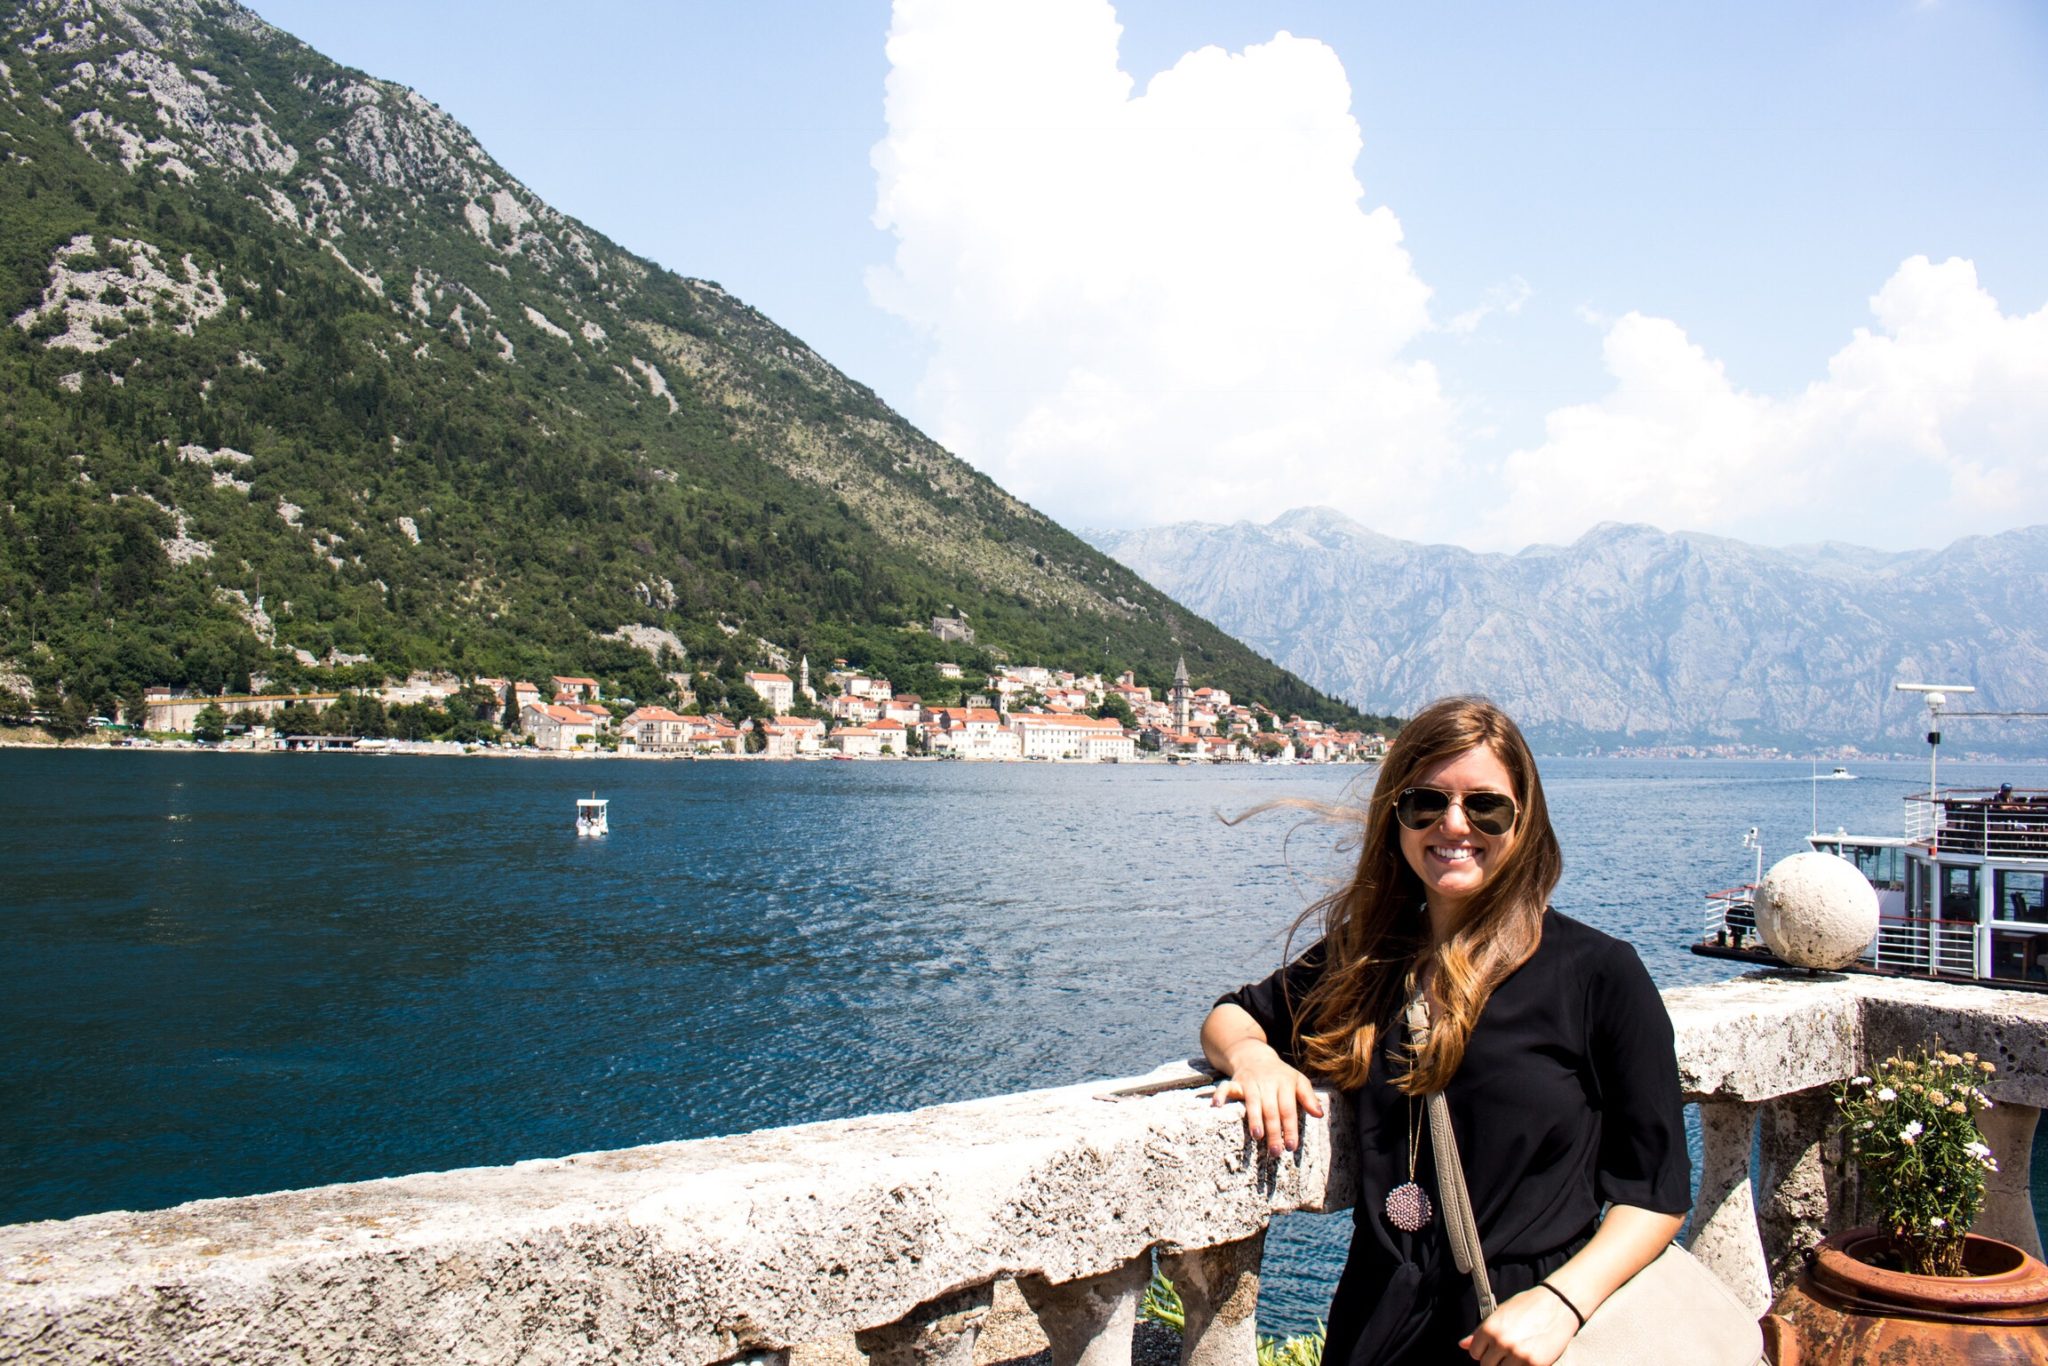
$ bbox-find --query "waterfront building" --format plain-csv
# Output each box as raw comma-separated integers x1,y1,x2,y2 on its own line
827,726,883,758
552,676,601,704
925,707,1019,760
521,703,598,751
759,715,825,758
1010,712,1134,762
621,706,691,752
869,718,908,755
683,715,745,755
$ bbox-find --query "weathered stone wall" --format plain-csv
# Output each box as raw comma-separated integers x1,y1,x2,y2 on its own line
3,975,2044,1364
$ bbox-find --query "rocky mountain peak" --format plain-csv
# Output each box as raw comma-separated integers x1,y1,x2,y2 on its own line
1088,510,2048,750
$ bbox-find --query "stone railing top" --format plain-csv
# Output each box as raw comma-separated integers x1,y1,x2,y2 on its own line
4,971,2046,1364
1667,971,2048,1106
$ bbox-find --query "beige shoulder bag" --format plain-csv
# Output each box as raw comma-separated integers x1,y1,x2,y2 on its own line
1405,999,1764,1365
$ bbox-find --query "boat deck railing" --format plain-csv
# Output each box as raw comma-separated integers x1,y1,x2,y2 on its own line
1870,912,1979,976
1701,893,1981,978
1702,884,1758,942
1907,788,2048,860
4,975,2046,1366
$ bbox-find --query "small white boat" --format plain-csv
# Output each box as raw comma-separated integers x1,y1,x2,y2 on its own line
575,795,609,838
1810,766,1858,781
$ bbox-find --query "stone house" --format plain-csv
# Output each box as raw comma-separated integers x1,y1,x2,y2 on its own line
523,703,598,751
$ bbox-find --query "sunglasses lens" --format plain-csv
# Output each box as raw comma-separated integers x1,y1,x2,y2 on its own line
1464,794,1517,835
1395,788,1449,830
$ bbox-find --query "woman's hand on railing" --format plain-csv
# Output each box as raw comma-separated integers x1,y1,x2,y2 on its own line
1210,1045,1324,1158
1200,1004,1325,1157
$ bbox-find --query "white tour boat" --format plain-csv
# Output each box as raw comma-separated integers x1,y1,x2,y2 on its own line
1698,683,2048,989
575,795,609,838
1695,788,2048,991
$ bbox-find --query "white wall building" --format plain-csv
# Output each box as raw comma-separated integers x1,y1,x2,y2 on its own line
744,672,795,712
1011,713,1134,762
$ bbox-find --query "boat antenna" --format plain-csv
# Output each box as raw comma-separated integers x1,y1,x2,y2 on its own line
1743,826,1762,890
1894,683,1976,802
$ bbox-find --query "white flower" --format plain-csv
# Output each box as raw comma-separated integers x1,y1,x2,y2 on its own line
1877,1087,1898,1101
1851,1075,1872,1086
1900,1120,1924,1144
1965,1141,1992,1161
1931,1217,1947,1228
1859,1120,1874,1130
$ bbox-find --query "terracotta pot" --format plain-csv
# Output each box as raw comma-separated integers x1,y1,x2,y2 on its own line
1771,1226,2048,1364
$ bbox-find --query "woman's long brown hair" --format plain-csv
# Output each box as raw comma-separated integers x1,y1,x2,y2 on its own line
1289,696,1562,1094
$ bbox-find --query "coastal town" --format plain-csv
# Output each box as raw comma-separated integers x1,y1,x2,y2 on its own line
125,655,1386,764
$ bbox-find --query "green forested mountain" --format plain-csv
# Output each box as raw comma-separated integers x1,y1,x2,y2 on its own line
0,0,1381,732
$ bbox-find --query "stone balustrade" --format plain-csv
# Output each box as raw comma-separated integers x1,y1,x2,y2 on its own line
4,972,2045,1365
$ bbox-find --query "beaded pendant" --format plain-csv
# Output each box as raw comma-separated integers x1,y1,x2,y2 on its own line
1384,1180,1433,1232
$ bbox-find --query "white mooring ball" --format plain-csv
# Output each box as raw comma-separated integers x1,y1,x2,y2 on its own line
1755,851,1880,970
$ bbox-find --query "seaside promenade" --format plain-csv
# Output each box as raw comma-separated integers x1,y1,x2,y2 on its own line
4,972,2044,1364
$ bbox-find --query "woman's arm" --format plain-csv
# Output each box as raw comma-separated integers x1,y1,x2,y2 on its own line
1200,1002,1325,1158
1458,1203,1687,1366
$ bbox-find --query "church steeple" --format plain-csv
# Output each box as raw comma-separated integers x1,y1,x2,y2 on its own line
1171,656,1191,732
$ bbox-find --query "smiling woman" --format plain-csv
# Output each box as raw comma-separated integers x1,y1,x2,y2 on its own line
1201,696,1692,1365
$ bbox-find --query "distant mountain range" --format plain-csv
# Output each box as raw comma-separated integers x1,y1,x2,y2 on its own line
1086,509,2048,751
0,0,1362,729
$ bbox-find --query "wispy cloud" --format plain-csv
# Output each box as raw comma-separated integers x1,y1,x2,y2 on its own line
1444,277,1533,338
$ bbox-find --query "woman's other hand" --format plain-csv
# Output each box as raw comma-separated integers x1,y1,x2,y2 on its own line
1200,1004,1324,1157
1457,1285,1578,1366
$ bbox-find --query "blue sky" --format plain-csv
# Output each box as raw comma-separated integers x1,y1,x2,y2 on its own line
245,1,2048,551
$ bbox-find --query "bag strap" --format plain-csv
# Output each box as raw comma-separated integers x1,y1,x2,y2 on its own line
1406,997,1497,1319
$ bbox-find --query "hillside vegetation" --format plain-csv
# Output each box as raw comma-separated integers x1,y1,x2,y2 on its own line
0,0,1380,733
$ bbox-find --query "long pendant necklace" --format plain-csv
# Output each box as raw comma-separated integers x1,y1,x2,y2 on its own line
1383,1093,1434,1232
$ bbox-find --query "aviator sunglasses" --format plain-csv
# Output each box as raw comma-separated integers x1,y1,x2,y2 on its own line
1393,787,1520,837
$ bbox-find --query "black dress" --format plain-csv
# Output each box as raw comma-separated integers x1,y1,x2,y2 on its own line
1216,910,1690,1366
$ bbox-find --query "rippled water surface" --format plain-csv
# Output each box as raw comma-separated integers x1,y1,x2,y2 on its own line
2,749,2039,1329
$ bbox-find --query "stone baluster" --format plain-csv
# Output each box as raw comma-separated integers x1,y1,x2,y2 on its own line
1159,1231,1265,1366
855,1284,995,1366
1974,1101,2043,1259
1019,1258,1150,1366
1684,1100,1772,1316
1756,1089,1849,1294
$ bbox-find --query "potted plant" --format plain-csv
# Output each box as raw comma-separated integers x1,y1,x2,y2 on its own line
1770,1045,2048,1362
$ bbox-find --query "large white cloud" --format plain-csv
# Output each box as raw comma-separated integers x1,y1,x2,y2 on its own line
870,2,2047,551
1488,256,2048,549
868,0,1457,532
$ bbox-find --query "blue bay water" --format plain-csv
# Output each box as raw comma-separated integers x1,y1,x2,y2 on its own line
2,749,2040,1332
